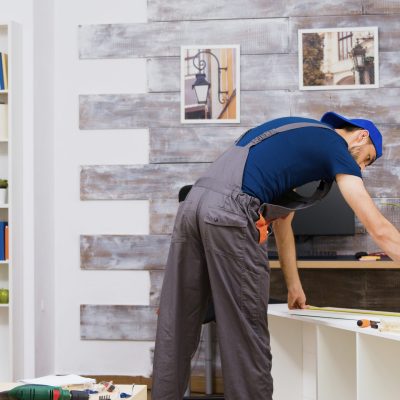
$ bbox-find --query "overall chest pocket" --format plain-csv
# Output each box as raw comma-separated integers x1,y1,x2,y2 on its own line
204,208,248,259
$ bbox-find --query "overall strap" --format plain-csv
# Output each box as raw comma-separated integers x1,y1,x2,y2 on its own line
245,122,334,148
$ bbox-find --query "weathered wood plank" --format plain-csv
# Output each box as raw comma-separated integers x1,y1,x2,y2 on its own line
79,91,291,129
80,235,170,270
81,305,158,340
79,93,180,130
363,0,400,14
80,163,209,200
363,159,400,198
379,52,400,87
150,270,164,306
149,127,247,163
78,19,288,59
147,54,298,93
289,15,400,53
150,199,179,236
290,89,400,125
148,0,361,21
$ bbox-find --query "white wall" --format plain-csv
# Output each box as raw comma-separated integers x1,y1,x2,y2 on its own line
54,0,152,375
33,0,55,378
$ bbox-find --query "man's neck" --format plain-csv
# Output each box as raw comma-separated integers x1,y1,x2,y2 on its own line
334,128,351,146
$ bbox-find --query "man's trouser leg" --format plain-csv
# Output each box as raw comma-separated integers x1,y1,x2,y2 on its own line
152,204,209,400
202,207,273,400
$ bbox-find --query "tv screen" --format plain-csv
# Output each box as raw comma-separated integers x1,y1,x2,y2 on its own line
291,181,355,236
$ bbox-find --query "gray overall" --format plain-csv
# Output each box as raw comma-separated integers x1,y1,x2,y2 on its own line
152,122,334,400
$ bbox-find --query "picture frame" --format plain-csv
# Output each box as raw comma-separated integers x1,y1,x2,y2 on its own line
298,27,379,90
180,44,240,123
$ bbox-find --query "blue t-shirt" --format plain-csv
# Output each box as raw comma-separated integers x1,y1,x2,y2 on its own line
237,116,362,203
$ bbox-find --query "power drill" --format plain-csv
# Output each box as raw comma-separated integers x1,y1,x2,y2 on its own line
0,385,89,400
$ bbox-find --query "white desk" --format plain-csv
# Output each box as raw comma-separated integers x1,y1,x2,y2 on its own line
0,384,147,400
268,304,400,400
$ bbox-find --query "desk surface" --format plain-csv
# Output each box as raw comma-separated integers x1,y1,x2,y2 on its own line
268,303,400,342
0,384,147,400
270,260,400,269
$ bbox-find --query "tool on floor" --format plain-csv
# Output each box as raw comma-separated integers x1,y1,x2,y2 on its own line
0,385,89,400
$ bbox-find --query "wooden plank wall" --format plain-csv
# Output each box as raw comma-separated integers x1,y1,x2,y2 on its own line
78,0,400,379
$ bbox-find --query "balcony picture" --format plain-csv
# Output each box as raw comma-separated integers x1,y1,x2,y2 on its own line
299,27,379,90
181,45,240,123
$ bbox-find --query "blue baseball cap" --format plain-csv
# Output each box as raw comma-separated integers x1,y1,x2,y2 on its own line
321,111,383,159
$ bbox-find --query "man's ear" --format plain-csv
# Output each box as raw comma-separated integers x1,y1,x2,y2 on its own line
357,129,370,144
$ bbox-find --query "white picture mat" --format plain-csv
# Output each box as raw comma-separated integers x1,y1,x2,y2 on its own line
180,44,240,124
298,26,379,90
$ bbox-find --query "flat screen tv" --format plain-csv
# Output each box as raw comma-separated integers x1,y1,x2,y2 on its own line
291,181,355,236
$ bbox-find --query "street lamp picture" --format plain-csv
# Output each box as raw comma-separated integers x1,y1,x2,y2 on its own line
181,45,240,123
299,26,378,90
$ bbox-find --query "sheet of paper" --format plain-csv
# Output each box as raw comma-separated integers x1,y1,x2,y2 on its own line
19,374,96,386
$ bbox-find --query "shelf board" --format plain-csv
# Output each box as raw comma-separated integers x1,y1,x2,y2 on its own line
0,90,8,94
0,260,9,264
0,304,9,308
270,260,400,269
0,204,9,208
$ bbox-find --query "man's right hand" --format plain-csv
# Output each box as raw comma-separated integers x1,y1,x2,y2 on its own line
287,284,308,309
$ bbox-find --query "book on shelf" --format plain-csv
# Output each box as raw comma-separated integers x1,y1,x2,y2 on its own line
4,224,8,260
0,52,8,91
2,53,8,90
0,221,7,260
0,54,3,90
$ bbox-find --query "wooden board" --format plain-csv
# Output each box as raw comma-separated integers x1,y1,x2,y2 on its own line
79,93,181,130
79,91,291,129
80,305,158,340
149,127,245,163
148,0,361,21
289,89,400,125
149,199,178,236
379,52,400,87
80,91,400,130
78,19,288,59
80,235,170,270
80,163,209,200
363,0,400,14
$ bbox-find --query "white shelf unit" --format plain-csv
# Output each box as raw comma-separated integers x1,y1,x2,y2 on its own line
0,21,21,382
268,304,400,400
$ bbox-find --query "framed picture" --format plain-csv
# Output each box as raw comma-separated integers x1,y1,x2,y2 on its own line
181,44,240,123
298,27,379,90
